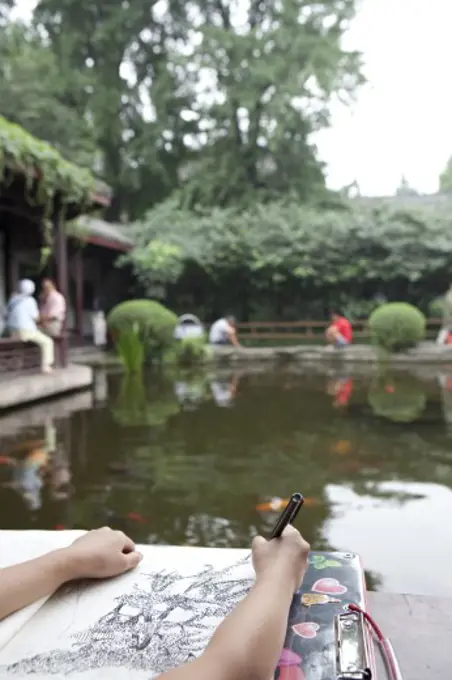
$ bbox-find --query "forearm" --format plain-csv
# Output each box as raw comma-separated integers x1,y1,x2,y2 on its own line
0,549,73,620
158,568,295,680
206,569,294,678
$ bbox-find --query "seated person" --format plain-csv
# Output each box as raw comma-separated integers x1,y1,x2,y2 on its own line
209,316,240,347
0,526,309,680
6,279,55,374
325,311,353,348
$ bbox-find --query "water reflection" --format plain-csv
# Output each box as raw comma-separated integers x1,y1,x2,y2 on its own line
0,366,452,595
0,392,91,529
368,373,427,423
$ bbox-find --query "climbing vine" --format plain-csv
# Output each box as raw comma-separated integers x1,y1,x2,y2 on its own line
0,115,96,215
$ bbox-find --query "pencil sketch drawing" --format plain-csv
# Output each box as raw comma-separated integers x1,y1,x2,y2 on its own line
3,556,253,678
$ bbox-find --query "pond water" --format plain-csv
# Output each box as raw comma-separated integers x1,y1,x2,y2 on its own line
1,365,452,597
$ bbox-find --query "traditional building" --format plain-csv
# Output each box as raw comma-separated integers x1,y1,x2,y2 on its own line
0,117,132,373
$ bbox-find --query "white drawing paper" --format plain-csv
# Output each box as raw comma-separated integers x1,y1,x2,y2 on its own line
0,531,253,680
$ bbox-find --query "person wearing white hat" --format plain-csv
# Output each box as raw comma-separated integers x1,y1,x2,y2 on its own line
6,279,54,373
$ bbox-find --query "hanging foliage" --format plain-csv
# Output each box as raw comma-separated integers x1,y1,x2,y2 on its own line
0,115,96,212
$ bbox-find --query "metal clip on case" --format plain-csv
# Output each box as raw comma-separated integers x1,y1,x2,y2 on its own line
334,609,372,680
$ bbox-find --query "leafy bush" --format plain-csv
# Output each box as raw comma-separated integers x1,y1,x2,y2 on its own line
115,325,145,374
369,303,425,352
107,299,177,360
428,296,444,318
166,336,211,366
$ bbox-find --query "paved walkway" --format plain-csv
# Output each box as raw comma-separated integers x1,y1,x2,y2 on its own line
369,592,451,679
0,364,92,411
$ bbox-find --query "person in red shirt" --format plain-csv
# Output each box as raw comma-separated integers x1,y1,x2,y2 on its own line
325,311,353,348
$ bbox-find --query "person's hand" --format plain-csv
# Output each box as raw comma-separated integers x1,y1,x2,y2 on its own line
63,527,143,580
251,525,309,591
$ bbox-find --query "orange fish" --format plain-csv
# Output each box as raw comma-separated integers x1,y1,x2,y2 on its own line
54,524,65,531
256,498,290,512
384,385,395,393
256,497,319,512
127,512,145,523
303,497,320,507
331,440,351,455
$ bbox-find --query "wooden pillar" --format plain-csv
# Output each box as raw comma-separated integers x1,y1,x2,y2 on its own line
54,214,69,367
74,247,84,340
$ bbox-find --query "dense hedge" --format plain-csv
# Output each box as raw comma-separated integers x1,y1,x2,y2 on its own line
369,303,426,352
121,197,452,321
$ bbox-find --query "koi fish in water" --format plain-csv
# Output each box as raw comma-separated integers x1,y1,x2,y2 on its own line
330,440,351,455
256,497,319,512
127,512,146,523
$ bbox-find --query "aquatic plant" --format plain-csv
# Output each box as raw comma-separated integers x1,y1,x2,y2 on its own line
165,336,212,366
115,325,145,374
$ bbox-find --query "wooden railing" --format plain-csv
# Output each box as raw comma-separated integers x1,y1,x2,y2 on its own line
236,318,443,342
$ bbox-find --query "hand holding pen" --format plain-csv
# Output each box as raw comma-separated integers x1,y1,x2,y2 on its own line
252,493,309,591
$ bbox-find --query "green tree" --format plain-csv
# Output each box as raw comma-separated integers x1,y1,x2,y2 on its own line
32,0,364,218
33,0,194,221
439,156,452,192
121,196,452,319
0,22,97,167
176,0,364,207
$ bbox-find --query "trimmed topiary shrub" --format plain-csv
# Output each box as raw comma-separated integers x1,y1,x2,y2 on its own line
369,302,425,352
107,300,177,360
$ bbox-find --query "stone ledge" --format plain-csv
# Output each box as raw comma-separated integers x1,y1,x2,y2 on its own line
368,592,452,680
211,342,452,364
0,364,93,411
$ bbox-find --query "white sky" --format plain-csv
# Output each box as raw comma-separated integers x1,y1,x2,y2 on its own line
12,0,452,196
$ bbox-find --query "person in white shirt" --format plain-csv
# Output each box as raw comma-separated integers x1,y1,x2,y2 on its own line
209,316,240,347
6,279,55,374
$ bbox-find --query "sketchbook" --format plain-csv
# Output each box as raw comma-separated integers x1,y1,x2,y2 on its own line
0,532,372,680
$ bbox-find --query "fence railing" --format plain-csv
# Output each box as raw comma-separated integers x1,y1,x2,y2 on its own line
236,318,443,342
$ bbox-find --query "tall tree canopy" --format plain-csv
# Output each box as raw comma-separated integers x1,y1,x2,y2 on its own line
27,0,364,220
0,22,97,167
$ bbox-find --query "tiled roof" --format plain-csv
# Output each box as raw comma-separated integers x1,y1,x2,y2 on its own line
74,217,133,249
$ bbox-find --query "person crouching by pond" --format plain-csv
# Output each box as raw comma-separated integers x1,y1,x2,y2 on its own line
209,315,241,347
6,279,55,374
39,277,66,339
325,310,353,349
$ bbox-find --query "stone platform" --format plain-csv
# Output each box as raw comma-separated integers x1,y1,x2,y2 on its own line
212,342,452,365
368,592,451,679
0,364,93,411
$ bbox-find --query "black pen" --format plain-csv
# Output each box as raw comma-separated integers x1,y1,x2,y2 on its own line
270,492,304,539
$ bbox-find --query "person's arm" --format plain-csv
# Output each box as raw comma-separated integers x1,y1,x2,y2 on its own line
0,528,142,621
227,324,241,347
29,298,40,322
158,526,309,680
